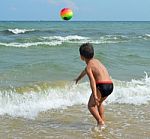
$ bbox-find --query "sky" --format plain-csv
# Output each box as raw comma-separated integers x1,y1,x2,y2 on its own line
0,0,150,21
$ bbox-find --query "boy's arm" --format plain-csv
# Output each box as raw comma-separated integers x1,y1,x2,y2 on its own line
75,69,86,84
86,67,99,105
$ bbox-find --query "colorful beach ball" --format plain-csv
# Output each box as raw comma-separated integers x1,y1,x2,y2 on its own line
60,8,73,20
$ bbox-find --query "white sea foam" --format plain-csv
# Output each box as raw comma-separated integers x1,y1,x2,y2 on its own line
0,41,62,48
42,35,89,41
0,40,121,48
8,28,35,34
0,74,150,119
107,73,150,105
0,35,130,48
99,35,128,43
145,34,150,37
143,34,150,40
0,82,90,119
42,35,127,44
0,35,89,48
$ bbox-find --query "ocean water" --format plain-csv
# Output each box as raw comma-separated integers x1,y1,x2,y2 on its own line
0,21,150,139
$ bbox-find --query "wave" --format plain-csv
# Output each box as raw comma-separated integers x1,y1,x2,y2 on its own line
7,28,35,34
41,35,129,44
0,33,150,48
0,41,62,48
0,73,150,119
0,81,90,119
142,34,150,40
100,35,129,41
42,35,89,41
0,35,89,48
0,35,128,48
144,34,150,37
107,72,150,105
98,34,150,42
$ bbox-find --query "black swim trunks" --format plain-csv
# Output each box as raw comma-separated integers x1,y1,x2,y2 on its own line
96,81,113,98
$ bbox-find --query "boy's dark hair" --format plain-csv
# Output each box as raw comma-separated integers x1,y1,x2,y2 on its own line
79,43,94,59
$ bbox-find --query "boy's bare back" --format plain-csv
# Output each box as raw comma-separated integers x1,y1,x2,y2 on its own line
86,58,111,82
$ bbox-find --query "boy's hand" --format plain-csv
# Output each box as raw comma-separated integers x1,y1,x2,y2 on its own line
94,97,100,106
74,78,79,84
74,69,86,84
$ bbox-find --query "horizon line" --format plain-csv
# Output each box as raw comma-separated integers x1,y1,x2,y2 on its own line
0,20,150,22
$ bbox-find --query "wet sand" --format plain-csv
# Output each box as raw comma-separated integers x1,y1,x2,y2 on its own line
0,104,149,139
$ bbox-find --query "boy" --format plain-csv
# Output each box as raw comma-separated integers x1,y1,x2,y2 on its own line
75,43,113,129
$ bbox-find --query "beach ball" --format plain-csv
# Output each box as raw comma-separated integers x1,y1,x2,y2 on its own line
60,8,73,20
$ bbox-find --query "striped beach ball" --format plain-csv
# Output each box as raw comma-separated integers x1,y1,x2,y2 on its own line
60,8,73,20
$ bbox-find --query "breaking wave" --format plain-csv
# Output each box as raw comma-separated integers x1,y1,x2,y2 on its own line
0,41,62,48
0,33,150,48
0,73,150,119
7,28,35,34
0,35,129,48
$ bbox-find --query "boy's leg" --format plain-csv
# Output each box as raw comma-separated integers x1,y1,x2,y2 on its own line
96,89,107,124
98,97,107,124
88,94,103,125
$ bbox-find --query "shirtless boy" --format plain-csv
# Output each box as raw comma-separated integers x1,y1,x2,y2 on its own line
75,43,113,129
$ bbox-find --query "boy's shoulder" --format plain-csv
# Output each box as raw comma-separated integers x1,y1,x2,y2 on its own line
86,60,95,70
85,64,91,72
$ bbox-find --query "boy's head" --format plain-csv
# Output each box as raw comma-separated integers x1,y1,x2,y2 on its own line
79,43,94,59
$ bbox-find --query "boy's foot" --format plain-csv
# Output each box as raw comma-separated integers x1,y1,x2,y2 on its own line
97,120,105,125
98,124,106,130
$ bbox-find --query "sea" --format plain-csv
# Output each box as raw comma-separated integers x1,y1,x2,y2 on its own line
0,21,150,139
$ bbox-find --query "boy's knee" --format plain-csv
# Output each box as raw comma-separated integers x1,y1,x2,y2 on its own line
88,102,91,109
88,105,93,111
88,102,95,109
